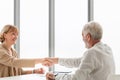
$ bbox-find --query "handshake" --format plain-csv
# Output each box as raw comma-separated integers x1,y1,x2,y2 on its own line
35,57,59,67
40,58,59,80
32,58,58,74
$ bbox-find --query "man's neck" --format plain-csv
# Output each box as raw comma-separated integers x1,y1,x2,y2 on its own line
89,40,100,48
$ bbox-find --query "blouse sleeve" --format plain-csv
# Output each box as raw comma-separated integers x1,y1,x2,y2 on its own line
0,49,35,68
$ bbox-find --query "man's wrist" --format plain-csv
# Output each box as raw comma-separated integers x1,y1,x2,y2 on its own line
53,58,58,64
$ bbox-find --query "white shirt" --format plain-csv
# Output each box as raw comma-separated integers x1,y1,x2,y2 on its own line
55,42,115,80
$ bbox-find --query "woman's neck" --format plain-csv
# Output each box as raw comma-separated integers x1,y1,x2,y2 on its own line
2,42,12,50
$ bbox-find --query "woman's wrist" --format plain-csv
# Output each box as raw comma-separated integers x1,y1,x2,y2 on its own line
35,58,44,64
32,69,35,74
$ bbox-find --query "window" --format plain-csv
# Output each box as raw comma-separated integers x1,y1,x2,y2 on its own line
0,0,14,30
94,0,120,74
55,0,88,71
20,0,48,69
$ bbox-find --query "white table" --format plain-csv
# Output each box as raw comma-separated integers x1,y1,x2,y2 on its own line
0,74,46,80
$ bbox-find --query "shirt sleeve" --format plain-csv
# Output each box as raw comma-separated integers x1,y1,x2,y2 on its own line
56,50,97,80
58,58,82,68
55,73,72,80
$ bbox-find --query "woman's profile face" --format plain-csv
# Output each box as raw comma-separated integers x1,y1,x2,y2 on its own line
4,31,18,44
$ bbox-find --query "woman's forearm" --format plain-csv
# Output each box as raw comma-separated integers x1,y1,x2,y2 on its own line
35,58,44,64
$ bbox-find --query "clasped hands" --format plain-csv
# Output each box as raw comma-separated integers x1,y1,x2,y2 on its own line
42,58,58,80
35,58,58,80
41,58,58,67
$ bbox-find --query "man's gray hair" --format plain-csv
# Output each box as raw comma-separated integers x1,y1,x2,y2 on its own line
82,21,103,40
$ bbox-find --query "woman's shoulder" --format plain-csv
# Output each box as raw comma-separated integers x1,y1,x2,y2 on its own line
0,44,5,50
0,44,8,56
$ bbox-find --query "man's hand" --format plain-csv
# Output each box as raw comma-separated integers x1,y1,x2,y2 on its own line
42,58,58,67
46,72,55,80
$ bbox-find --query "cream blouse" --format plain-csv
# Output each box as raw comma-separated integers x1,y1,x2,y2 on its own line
0,44,35,77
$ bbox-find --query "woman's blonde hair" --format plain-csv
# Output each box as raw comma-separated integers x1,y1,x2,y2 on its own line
0,24,19,43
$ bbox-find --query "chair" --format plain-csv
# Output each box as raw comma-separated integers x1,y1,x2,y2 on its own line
107,74,120,80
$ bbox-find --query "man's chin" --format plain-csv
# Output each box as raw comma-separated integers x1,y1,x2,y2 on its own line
85,45,89,49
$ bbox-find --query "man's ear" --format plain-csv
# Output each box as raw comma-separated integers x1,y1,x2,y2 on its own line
86,33,91,41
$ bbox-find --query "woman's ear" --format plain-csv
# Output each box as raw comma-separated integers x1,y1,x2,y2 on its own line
3,33,7,39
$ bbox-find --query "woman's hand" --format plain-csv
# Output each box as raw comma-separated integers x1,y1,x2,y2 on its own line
42,58,58,67
33,68,45,74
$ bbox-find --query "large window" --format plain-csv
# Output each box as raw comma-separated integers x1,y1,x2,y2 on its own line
20,0,48,69
55,0,88,71
0,0,14,30
94,0,120,74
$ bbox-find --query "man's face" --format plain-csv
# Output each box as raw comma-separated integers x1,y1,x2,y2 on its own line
82,32,89,48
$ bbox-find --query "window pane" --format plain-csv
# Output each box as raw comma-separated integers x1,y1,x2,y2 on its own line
94,0,120,74
0,0,14,30
20,0,48,69
55,0,88,71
